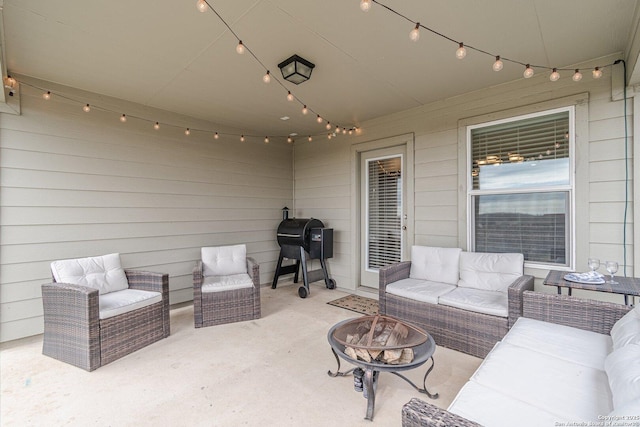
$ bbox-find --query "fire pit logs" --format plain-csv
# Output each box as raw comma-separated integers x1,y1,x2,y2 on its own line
332,315,429,365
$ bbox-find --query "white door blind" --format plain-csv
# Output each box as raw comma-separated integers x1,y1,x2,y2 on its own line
367,157,402,270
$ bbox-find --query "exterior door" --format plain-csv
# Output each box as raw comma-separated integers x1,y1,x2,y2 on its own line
360,146,407,288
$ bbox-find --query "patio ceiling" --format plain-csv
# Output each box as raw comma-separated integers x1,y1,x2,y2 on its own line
2,0,640,138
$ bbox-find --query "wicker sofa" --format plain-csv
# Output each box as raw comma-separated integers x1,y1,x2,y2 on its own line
402,291,638,427
379,246,534,358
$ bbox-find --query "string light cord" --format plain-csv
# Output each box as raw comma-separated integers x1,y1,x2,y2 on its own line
199,0,353,133
616,59,629,277
368,0,619,74
18,80,356,142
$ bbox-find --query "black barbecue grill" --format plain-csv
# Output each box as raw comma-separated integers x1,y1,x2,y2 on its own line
272,208,335,298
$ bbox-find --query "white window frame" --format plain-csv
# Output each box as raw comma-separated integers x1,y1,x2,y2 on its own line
466,106,576,270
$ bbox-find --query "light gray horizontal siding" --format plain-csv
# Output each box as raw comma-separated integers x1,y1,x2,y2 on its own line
294,54,635,295
0,80,292,342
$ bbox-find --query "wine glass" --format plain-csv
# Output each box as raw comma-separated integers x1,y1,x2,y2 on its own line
587,258,600,273
605,261,618,284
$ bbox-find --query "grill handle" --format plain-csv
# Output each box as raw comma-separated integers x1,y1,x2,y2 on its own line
277,233,301,238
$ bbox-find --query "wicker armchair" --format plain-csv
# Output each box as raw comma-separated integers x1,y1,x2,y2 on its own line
193,244,261,328
42,254,170,371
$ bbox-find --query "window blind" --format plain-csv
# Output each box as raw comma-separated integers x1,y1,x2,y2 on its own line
367,157,402,270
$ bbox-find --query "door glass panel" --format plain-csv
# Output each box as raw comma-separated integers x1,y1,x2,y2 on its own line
367,156,402,270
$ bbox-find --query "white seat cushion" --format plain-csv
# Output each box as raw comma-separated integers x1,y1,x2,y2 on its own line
458,251,523,292
409,246,461,285
610,304,640,350
202,273,254,293
386,278,455,304
98,289,162,320
201,245,247,277
605,343,640,409
503,317,612,370
438,287,508,317
471,342,613,421
448,380,570,427
51,253,129,295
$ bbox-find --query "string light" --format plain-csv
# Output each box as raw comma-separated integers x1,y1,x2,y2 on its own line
326,122,331,130
328,133,332,140
43,91,51,100
262,71,271,83
335,124,340,134
196,0,208,13
308,136,312,142
236,40,245,54
185,128,191,135
240,135,245,142
360,0,372,12
214,132,219,139
409,23,420,42
287,91,294,101
302,105,308,115
120,114,127,123
549,68,560,82
264,136,269,144
83,104,91,112
342,128,347,134
492,56,503,72
317,115,323,123
456,42,467,59
287,136,293,143
154,122,160,130
593,67,602,79
572,69,583,82
523,64,534,78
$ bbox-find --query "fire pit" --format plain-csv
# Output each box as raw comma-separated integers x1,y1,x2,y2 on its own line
327,315,438,421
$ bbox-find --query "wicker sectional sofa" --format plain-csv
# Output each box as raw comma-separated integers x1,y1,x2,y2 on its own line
379,246,534,358
402,291,638,427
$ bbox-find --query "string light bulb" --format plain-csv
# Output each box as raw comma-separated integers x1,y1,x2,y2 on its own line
214,132,219,139
240,135,245,142
409,23,420,42
492,56,503,72
360,0,372,12
154,122,160,130
316,115,322,123
342,128,347,134
83,104,91,112
196,0,208,13
120,114,127,123
523,64,534,78
328,133,332,140
263,70,271,83
302,105,308,115
456,42,467,59
43,91,51,100
308,136,312,142
286,91,294,101
264,136,269,144
287,136,293,143
185,128,191,135
236,40,245,54
593,67,602,79
549,68,560,82
326,122,331,130
335,125,340,133
572,69,582,82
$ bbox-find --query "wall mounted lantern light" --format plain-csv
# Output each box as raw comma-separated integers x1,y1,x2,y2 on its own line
278,54,315,84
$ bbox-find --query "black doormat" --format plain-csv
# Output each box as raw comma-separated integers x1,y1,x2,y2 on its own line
327,294,379,316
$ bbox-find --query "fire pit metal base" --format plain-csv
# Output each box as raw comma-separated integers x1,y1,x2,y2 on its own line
327,316,438,421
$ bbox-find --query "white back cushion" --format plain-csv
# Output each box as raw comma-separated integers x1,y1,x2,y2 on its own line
458,252,523,292
409,246,461,285
51,253,129,295
610,304,640,350
605,343,640,409
202,244,247,277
